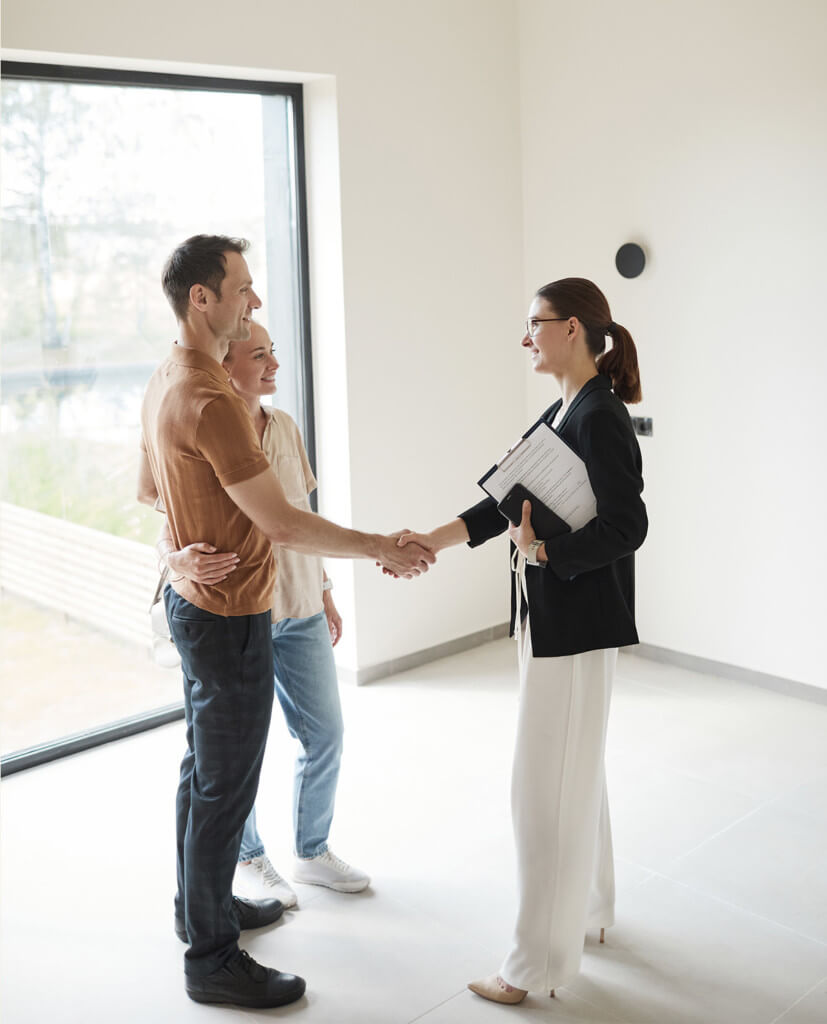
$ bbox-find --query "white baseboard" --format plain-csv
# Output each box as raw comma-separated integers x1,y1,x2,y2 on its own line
336,624,827,706
337,623,511,686
629,642,827,706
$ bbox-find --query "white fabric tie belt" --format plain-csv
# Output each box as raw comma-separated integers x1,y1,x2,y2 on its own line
511,546,529,675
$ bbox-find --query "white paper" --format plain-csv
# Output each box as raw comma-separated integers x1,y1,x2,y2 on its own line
481,422,596,530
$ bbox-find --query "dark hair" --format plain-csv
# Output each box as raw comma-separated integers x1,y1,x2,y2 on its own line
536,277,642,403
161,234,250,322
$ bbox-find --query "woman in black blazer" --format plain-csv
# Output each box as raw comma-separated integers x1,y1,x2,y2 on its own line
398,278,647,1004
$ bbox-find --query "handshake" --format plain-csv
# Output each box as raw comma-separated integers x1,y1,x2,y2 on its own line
374,530,436,580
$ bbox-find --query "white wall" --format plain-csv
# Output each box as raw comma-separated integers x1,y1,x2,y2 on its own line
518,0,827,688
1,0,525,674
5,0,825,688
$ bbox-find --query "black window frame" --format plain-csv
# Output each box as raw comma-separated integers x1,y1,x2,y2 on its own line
0,61,315,776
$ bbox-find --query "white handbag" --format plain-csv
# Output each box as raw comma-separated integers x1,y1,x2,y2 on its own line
149,567,182,669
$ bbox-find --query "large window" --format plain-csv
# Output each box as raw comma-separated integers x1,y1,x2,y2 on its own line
0,64,312,772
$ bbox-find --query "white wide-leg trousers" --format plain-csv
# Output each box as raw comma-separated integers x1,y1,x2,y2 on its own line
500,627,617,993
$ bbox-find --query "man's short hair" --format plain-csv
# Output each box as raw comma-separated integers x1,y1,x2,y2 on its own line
162,235,250,322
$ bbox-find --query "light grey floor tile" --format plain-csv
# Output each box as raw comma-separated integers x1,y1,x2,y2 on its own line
667,801,827,943
0,914,257,1024
3,641,827,1024
616,653,726,694
612,660,827,804
564,876,827,1024
607,752,758,872
772,975,827,1024
415,986,627,1022
240,889,488,1024
772,772,827,822
364,841,518,965
614,857,656,891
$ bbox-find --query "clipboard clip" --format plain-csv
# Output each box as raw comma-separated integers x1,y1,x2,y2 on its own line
497,436,529,468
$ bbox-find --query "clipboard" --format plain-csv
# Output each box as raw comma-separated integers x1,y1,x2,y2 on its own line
477,419,546,493
478,419,596,532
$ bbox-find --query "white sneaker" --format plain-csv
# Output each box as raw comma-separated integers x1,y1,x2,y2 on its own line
292,849,370,893
234,855,298,909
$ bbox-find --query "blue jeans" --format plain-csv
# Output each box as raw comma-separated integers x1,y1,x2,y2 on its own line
165,588,274,977
239,610,344,861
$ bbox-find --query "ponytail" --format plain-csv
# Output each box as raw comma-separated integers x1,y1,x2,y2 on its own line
536,278,643,405
598,322,642,404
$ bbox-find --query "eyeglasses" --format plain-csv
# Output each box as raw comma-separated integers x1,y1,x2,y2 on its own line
525,317,568,338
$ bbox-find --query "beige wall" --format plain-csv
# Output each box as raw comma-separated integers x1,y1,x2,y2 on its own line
4,0,826,686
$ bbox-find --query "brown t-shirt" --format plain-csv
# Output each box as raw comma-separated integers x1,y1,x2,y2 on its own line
140,344,275,616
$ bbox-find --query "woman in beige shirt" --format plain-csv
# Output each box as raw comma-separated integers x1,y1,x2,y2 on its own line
165,323,369,907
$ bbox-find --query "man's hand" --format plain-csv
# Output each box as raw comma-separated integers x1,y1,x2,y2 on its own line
507,500,537,558
376,530,437,578
374,532,436,578
396,530,434,551
322,590,343,646
377,519,470,577
167,542,240,584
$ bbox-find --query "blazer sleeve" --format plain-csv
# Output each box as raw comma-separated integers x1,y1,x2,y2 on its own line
457,406,558,549
458,495,509,548
543,408,647,579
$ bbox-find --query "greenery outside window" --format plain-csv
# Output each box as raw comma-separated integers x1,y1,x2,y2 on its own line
0,63,313,774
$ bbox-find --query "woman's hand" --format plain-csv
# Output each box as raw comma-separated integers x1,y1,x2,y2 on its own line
322,589,343,646
380,519,470,578
508,500,538,558
166,542,240,584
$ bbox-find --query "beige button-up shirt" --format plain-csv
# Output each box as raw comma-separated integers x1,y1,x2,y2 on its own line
262,408,325,622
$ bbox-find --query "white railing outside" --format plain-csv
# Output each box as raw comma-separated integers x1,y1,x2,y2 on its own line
0,502,159,648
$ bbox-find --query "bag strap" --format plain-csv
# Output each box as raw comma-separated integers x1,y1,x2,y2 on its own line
149,564,170,611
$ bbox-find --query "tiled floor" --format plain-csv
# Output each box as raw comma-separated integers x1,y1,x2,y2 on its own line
2,641,826,1023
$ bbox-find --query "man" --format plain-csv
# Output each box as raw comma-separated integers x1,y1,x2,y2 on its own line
160,323,369,908
138,234,433,1009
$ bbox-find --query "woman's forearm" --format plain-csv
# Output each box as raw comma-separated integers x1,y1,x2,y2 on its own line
425,518,471,552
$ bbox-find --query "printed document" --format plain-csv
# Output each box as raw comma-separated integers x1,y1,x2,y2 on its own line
479,422,596,530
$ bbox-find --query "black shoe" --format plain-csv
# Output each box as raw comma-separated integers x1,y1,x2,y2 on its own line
186,949,306,1008
232,894,284,930
174,895,284,943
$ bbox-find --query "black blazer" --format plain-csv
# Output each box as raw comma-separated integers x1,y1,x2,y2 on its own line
459,374,647,657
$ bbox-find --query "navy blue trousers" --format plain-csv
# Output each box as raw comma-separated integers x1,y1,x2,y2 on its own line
165,588,275,977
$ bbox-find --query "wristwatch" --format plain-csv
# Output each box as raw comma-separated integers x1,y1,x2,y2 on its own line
525,539,546,567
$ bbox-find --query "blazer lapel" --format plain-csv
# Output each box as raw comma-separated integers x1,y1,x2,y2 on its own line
541,399,563,426
555,374,611,432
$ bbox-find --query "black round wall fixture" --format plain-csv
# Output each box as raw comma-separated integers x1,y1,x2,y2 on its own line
615,243,646,278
